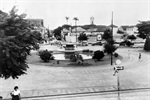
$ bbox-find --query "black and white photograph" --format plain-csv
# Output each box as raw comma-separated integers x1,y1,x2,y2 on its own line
0,0,150,100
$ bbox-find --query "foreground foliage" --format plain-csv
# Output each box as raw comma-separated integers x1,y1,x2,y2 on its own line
0,7,42,79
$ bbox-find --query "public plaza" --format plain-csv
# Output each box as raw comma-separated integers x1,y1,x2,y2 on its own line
0,0,150,100
0,41,150,100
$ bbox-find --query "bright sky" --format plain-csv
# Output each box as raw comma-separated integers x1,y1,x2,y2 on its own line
0,0,150,29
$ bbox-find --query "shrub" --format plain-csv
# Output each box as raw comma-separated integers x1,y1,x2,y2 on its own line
89,50,93,53
70,54,77,62
92,50,104,61
78,33,88,42
126,41,134,47
114,52,119,57
39,49,54,62
127,35,136,41
104,43,117,54
82,49,90,52
70,54,83,64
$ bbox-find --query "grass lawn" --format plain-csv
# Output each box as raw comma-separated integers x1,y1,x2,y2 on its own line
26,51,123,67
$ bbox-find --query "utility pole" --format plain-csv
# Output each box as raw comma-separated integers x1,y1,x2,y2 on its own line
111,11,113,65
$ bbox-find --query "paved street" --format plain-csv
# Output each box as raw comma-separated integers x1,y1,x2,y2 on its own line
0,46,150,100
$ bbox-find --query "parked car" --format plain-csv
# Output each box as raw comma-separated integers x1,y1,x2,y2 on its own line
119,40,134,46
119,41,126,46
92,41,103,46
78,41,88,46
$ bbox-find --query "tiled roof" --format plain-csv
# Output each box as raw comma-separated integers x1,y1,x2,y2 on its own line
72,27,86,32
121,25,136,30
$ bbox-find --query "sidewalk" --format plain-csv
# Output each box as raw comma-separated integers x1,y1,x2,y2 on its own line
2,85,150,100
22,88,150,100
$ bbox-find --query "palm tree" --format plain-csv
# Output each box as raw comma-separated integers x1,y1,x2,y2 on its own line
65,17,69,25
73,17,79,26
73,17,79,42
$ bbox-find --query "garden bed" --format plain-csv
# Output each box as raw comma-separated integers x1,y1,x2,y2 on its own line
26,51,123,67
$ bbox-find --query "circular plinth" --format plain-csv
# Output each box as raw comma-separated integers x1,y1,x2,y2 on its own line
56,48,82,52
53,54,92,60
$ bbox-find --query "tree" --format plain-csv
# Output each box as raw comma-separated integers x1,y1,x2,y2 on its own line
103,39,117,55
136,21,150,39
92,50,104,61
136,21,150,51
53,26,62,40
104,43,117,55
65,17,69,25
62,24,72,30
78,33,88,42
102,29,112,40
144,35,150,51
127,35,136,41
73,17,79,26
73,17,79,42
0,7,42,79
39,49,54,62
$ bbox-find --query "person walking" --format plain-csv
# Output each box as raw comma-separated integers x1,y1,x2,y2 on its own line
0,96,3,100
139,52,141,61
10,86,21,100
128,50,130,58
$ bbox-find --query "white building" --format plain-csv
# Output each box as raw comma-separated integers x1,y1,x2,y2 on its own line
118,25,138,35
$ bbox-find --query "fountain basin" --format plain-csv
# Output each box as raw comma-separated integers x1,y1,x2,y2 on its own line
53,53,92,60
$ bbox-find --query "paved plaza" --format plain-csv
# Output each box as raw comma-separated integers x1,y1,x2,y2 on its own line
0,45,150,100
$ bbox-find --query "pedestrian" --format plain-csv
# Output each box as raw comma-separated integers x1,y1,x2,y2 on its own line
10,86,21,100
0,96,3,100
128,50,130,58
139,52,141,61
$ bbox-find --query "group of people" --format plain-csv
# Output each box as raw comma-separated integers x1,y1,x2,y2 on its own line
113,50,142,76
128,50,142,61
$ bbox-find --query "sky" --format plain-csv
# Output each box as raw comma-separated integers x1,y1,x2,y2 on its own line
0,0,150,29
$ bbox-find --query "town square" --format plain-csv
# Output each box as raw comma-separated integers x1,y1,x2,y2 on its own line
0,0,150,100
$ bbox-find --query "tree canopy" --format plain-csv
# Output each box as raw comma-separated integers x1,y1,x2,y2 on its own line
53,26,62,40
0,7,42,79
136,21,150,51
136,21,150,39
102,29,112,40
78,33,88,42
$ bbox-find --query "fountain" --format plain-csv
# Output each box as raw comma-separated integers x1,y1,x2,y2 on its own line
50,28,92,60
53,42,92,60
